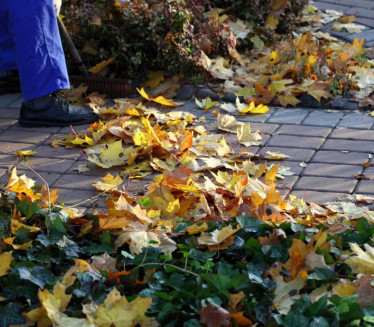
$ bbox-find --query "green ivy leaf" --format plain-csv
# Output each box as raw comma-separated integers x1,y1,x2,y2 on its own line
0,303,25,327
17,266,55,289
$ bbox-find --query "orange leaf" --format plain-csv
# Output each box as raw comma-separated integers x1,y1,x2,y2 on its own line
178,130,193,152
230,312,253,326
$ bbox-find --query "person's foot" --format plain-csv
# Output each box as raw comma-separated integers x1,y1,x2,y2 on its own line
19,92,98,127
0,70,21,94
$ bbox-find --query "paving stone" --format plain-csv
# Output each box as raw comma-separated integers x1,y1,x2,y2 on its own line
52,174,99,190
266,135,325,149
266,109,309,124
355,180,374,194
21,157,76,173
345,7,374,19
0,93,22,107
277,175,299,191
15,170,62,186
325,0,374,9
302,111,344,127
8,122,61,133
0,108,20,119
0,130,52,144
293,176,357,193
0,154,17,169
7,96,23,109
337,113,374,129
275,125,331,138
355,17,374,28
330,128,374,140
271,160,305,176
55,188,102,207
0,119,17,130
343,29,374,43
367,40,374,47
248,122,279,135
311,150,371,165
35,145,82,160
59,124,92,134
240,112,273,123
363,167,374,178
258,146,315,162
313,1,351,12
72,159,125,176
321,139,374,152
301,163,363,178
0,142,36,154
288,190,349,204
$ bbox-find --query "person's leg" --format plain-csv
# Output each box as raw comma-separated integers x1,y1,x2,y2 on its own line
0,1,20,93
7,0,70,101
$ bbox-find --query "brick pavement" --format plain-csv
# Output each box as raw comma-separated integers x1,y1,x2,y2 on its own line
0,0,373,211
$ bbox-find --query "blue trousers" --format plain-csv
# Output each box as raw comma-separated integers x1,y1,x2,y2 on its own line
0,0,70,101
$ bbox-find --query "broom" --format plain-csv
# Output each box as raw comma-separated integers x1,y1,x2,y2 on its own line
57,16,134,98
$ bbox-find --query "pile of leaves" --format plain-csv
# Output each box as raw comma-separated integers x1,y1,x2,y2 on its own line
61,0,374,107
2,88,374,326
2,165,374,326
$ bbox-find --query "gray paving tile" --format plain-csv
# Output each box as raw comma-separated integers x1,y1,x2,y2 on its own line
363,167,374,178
311,150,371,165
266,109,309,124
355,180,374,194
0,142,36,154
20,157,76,173
54,188,102,207
289,190,349,204
293,176,357,193
7,96,23,109
52,174,99,190
342,29,374,42
330,128,374,140
355,17,374,28
14,169,62,186
0,93,22,107
321,139,374,152
0,119,17,131
258,146,315,162
301,163,363,178
337,113,374,129
302,111,344,127
0,108,20,119
328,0,373,9
266,135,325,149
34,145,82,160
8,122,61,133
313,1,351,11
0,154,18,169
270,160,305,175
246,122,279,135
345,7,374,19
241,113,273,123
0,130,52,144
275,125,331,137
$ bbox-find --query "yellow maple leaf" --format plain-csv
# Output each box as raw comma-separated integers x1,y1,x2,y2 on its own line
197,225,240,249
143,70,165,89
237,124,262,147
88,57,115,74
278,94,301,107
346,243,374,274
266,14,279,30
93,173,123,192
88,141,135,168
0,251,12,277
239,101,269,114
137,87,178,106
14,150,37,157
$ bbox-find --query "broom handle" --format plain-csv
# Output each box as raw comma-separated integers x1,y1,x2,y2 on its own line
57,15,90,78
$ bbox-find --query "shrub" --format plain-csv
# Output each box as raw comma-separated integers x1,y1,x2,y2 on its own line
61,0,308,80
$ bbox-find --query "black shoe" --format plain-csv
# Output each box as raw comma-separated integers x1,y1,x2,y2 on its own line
19,92,98,127
0,70,21,94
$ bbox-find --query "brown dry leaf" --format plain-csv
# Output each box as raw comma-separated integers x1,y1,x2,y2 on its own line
200,303,230,327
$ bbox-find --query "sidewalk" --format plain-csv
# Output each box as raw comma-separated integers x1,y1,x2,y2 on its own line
0,0,373,211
